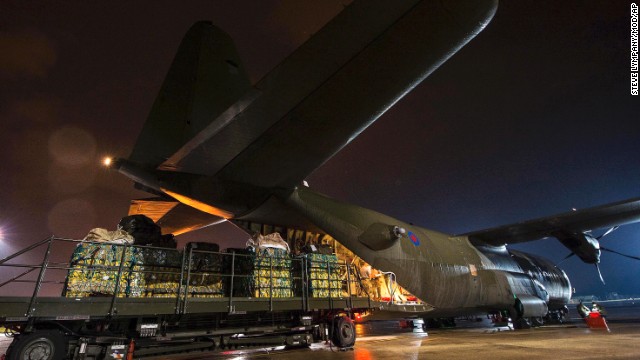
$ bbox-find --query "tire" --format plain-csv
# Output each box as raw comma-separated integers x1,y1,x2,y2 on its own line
7,330,67,360
513,317,531,330
331,316,356,348
531,317,544,327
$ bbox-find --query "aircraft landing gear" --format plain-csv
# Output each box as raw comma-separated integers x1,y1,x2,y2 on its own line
425,317,456,329
512,317,531,329
531,317,544,327
545,306,569,324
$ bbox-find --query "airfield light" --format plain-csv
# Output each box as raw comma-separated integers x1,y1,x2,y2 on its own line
103,157,113,167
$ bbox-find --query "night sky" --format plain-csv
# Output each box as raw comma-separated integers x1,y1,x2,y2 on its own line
1,1,639,298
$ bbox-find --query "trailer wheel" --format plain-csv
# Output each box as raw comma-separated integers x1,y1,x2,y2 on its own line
331,316,355,348
7,330,67,360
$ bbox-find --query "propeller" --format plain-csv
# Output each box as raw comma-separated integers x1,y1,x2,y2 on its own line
556,226,620,266
596,226,619,240
556,252,575,266
593,245,640,285
556,226,640,285
596,225,640,262
600,246,640,261
595,263,605,285
558,226,618,261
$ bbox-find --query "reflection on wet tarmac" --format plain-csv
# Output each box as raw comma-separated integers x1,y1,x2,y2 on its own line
3,307,638,360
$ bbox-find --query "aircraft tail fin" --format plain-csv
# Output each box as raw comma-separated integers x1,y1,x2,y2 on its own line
128,21,251,169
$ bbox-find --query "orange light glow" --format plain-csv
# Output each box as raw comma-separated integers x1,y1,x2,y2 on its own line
102,157,113,167
161,188,234,219
354,347,372,360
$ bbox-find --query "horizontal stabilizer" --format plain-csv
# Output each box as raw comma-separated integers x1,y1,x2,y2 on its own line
129,198,224,235
463,197,640,246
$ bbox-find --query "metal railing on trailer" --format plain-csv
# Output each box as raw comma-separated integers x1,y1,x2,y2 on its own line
0,236,373,321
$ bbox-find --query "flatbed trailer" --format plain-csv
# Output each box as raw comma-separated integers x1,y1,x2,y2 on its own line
0,237,381,360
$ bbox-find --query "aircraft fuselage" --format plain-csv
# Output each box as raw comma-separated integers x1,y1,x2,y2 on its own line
114,157,571,318
283,186,571,318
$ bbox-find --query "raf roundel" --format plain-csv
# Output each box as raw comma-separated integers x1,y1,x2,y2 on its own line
408,231,420,246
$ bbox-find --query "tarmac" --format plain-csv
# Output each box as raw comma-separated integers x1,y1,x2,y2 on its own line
2,306,639,359
163,305,640,360
179,319,639,360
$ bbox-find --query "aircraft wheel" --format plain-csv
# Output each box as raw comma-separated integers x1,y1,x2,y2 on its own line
331,316,356,348
6,330,67,360
513,317,531,330
531,317,544,327
557,310,566,323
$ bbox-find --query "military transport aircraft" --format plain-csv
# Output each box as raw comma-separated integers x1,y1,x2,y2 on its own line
107,0,640,327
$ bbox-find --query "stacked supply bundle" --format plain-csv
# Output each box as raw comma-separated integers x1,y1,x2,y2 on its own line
185,242,224,298
226,233,293,298
138,242,224,298
252,247,292,298
116,215,187,297
63,229,144,298
225,248,254,297
138,247,183,298
305,253,342,298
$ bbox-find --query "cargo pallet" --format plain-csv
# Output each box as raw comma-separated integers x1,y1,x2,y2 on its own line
0,237,378,360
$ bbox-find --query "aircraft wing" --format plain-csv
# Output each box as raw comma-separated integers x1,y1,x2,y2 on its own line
120,0,498,234
462,197,640,246
143,0,498,189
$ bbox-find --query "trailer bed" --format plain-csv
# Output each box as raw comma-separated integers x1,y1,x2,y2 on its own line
0,296,376,320
0,236,432,359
